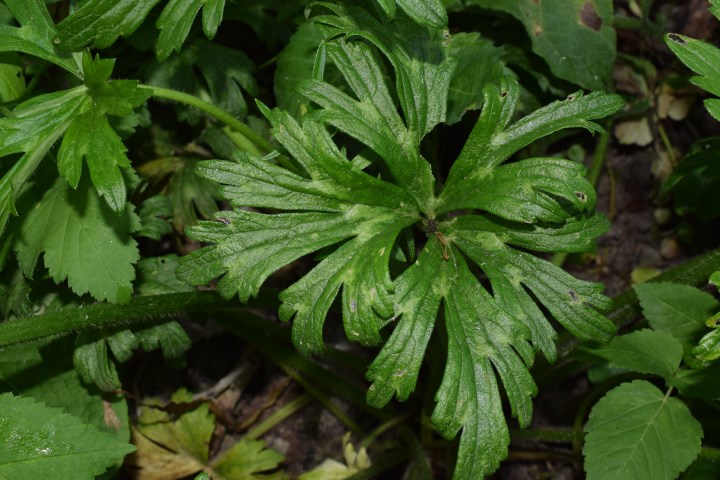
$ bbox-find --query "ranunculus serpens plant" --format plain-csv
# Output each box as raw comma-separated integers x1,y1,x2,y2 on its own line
0,0,625,478
177,4,623,477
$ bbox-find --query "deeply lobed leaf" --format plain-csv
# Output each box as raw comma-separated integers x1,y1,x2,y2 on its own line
179,5,623,477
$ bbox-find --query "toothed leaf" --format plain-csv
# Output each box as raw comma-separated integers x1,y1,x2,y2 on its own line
178,6,622,478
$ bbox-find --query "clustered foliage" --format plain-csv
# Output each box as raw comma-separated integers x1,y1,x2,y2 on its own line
174,4,624,475
2,0,720,478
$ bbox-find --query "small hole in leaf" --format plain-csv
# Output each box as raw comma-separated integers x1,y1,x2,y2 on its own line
567,93,577,101
668,33,686,45
218,217,230,224
568,290,580,303
500,91,508,98
575,191,587,202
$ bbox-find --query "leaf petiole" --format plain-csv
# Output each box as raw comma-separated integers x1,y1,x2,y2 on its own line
137,84,274,157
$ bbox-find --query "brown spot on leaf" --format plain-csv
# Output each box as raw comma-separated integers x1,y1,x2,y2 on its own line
579,1,602,31
534,23,543,36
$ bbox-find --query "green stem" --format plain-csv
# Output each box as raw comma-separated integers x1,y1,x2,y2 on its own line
243,393,312,440
137,84,274,156
400,426,433,480
0,290,277,348
657,121,677,165
360,413,410,449
0,292,221,347
700,446,720,462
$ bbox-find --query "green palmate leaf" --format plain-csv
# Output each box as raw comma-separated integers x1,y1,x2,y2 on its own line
178,5,621,477
55,0,226,61
593,329,683,382
0,0,80,76
15,177,140,304
0,393,134,480
469,0,615,90
57,111,130,211
61,53,150,210
144,38,256,123
634,282,718,348
666,32,720,121
0,52,149,230
584,380,702,480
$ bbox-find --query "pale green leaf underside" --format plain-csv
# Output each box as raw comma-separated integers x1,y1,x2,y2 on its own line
584,380,702,480
16,177,140,304
0,393,134,480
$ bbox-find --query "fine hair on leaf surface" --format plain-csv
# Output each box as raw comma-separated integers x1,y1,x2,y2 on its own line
177,3,624,477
